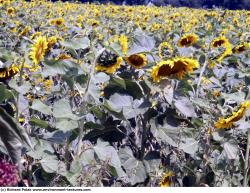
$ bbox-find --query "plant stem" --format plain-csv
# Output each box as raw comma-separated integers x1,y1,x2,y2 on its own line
76,47,105,158
76,124,83,158
139,114,147,160
196,61,208,97
16,61,25,121
243,127,250,187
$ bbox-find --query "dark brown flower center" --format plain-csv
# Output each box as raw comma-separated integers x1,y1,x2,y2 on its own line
128,55,144,66
213,39,225,47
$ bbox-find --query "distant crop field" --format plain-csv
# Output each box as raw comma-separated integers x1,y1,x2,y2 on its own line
0,0,250,187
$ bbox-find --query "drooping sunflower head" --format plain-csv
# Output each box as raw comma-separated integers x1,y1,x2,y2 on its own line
125,54,147,69
159,172,173,187
95,50,122,74
150,57,199,82
177,34,198,47
158,42,173,59
29,36,48,65
0,64,19,82
232,42,250,54
214,104,248,129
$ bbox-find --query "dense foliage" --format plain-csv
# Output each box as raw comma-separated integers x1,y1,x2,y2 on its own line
0,0,250,187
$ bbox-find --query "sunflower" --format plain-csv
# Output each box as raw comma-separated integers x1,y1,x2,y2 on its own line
210,36,232,62
158,42,173,59
232,42,250,54
18,26,31,37
30,32,42,40
87,19,99,27
214,101,250,129
125,54,147,69
50,18,64,27
44,79,53,92
217,43,232,63
46,36,57,52
29,36,48,65
0,65,19,82
95,50,122,74
150,57,199,82
6,7,15,16
56,53,72,60
177,34,198,47
159,172,173,187
118,34,128,55
210,36,229,48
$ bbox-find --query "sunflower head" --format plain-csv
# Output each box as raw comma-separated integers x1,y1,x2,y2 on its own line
151,57,199,82
125,54,147,69
18,26,31,37
46,36,57,51
210,36,229,48
177,34,198,47
232,43,250,54
0,65,19,82
159,172,173,187
95,50,122,74
158,42,173,59
214,105,247,129
6,7,15,16
210,37,232,62
50,18,64,26
29,36,48,65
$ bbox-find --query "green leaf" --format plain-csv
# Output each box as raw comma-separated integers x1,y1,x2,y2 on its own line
223,140,238,160
151,125,179,147
174,97,197,118
55,119,78,131
40,154,60,173
53,99,79,120
80,149,95,166
128,30,155,55
31,99,52,115
29,116,49,129
8,79,31,95
94,139,126,178
60,159,81,186
26,138,54,160
62,37,90,50
179,138,199,155
84,122,105,130
103,101,126,121
110,76,126,89
43,59,81,76
0,84,14,103
119,147,147,185
0,107,32,165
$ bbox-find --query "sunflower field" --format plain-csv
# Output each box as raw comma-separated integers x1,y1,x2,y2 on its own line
0,0,250,187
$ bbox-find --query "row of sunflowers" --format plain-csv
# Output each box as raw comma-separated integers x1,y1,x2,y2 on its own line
0,0,250,187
